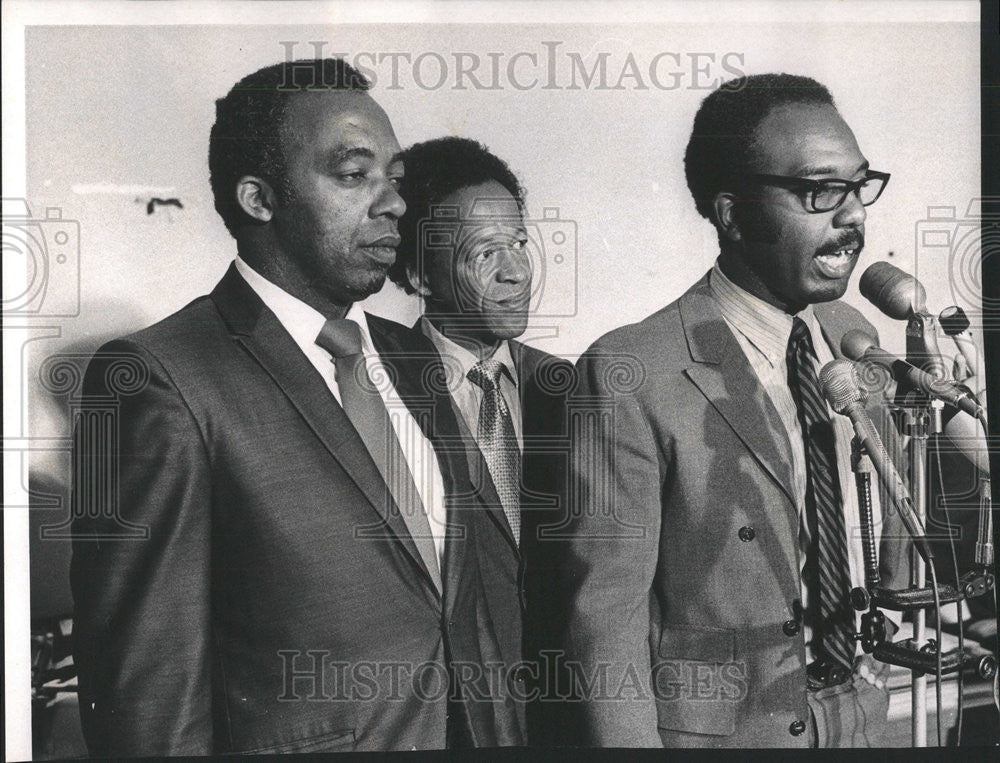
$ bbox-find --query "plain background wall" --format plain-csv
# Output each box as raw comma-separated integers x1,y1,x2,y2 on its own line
19,19,981,481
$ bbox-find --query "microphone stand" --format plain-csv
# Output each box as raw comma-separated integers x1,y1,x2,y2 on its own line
850,275,996,743
974,477,994,571
889,309,995,605
911,397,935,747
848,435,997,748
905,309,945,746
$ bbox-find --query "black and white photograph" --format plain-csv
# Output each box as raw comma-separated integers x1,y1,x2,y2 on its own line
2,0,997,757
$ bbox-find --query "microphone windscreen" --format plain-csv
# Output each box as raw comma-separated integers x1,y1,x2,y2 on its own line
820,359,867,414
939,305,971,336
841,329,878,361
858,262,927,319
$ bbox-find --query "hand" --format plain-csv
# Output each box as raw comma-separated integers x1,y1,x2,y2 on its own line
952,353,972,383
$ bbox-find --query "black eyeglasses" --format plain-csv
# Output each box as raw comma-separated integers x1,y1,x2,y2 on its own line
743,170,891,213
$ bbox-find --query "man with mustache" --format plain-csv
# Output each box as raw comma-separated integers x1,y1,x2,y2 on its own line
556,73,909,747
387,137,574,744
71,59,507,755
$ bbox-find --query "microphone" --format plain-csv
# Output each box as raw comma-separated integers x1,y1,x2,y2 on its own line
820,359,935,563
858,262,948,383
859,261,927,319
939,305,978,379
841,330,985,420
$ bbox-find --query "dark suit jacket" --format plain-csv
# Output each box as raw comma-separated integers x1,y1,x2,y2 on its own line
70,264,504,755
553,272,910,748
413,325,574,744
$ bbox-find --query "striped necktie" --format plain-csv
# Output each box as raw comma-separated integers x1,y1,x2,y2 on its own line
786,317,854,672
468,358,521,545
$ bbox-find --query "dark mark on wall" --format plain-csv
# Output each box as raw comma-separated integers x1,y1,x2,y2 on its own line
146,198,183,215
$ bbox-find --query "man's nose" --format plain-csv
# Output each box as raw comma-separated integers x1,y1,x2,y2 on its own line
371,181,406,219
497,248,530,283
834,187,867,228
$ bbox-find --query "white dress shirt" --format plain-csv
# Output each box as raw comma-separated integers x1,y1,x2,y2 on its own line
235,257,449,565
709,262,897,661
419,317,523,449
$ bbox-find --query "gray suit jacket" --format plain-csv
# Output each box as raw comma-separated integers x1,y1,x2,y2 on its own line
555,272,910,748
71,265,504,755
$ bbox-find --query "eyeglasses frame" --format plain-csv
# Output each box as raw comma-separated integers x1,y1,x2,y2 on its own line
742,170,891,213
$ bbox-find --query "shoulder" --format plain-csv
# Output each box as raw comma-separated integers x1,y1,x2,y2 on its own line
573,275,715,399
567,300,687,405
91,295,226,371
83,285,279,406
121,296,224,351
589,301,684,355
364,311,410,338
814,298,880,349
584,272,711,363
80,296,228,405
580,291,693,388
511,341,572,376
510,341,575,401
365,311,435,355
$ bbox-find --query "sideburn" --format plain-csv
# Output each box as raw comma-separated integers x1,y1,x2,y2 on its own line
734,197,781,245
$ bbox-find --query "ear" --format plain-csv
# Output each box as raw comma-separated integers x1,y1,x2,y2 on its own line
406,264,433,298
236,175,277,224
711,191,742,243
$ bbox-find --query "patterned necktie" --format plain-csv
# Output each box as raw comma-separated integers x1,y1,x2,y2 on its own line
786,317,854,672
467,358,522,545
315,319,439,581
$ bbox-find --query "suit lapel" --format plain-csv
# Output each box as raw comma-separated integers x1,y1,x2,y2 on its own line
210,266,441,598
814,300,862,361
368,314,492,613
510,340,531,396
413,321,519,555
678,277,798,510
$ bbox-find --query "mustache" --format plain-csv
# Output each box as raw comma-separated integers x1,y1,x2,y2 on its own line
816,231,865,257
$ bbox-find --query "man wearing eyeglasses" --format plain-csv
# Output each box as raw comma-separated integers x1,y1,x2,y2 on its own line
555,73,909,748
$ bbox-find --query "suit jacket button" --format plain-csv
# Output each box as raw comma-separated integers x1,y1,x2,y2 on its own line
789,719,807,736
738,526,756,542
514,666,531,683
783,619,801,636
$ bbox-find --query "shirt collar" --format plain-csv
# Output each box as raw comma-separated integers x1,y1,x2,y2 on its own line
235,256,372,354
419,316,518,387
709,261,817,367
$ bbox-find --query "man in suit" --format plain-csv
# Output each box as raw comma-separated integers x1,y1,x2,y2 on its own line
386,137,574,743
70,58,508,755
556,73,910,748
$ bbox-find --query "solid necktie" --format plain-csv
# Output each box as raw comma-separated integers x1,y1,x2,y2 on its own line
315,318,439,581
786,316,854,672
467,358,522,545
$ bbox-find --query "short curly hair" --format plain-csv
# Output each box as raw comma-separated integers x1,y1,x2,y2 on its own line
208,58,370,237
683,72,835,220
388,137,525,295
